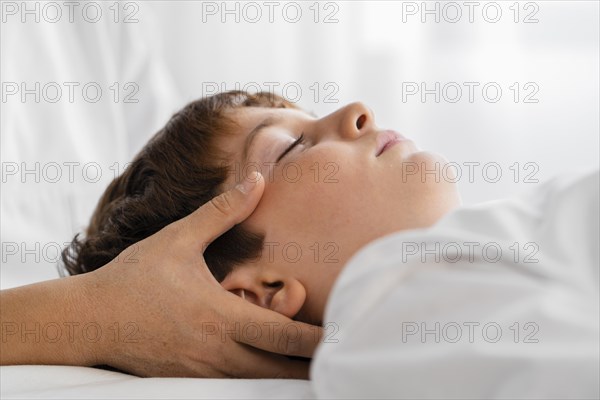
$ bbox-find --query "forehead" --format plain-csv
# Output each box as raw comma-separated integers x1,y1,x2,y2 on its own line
223,106,317,131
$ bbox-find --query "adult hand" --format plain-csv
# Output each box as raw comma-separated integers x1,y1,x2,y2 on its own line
0,171,323,378
90,171,322,378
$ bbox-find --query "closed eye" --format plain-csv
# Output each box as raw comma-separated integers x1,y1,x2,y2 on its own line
276,132,305,163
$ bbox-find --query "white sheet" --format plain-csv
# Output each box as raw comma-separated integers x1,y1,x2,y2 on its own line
0,366,313,399
311,168,600,399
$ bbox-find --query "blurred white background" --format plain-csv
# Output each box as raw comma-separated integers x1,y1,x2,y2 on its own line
1,0,599,288
150,0,599,203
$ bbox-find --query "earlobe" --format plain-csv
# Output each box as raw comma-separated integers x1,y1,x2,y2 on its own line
269,278,306,318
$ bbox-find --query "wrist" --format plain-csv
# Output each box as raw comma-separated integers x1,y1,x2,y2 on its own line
66,271,110,366
0,272,114,367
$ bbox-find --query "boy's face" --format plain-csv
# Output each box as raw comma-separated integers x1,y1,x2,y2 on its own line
217,103,461,325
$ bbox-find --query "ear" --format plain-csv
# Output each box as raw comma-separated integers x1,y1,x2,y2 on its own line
221,265,306,319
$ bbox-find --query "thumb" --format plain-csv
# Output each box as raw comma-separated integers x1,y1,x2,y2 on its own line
173,171,265,251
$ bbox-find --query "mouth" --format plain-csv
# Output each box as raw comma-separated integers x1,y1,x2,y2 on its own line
375,130,408,157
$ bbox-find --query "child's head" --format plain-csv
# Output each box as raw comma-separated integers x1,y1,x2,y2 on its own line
63,90,461,325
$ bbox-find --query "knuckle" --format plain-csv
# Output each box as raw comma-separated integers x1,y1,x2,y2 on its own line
209,192,235,217
279,335,299,356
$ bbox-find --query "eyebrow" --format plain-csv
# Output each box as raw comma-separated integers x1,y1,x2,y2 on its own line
241,115,282,164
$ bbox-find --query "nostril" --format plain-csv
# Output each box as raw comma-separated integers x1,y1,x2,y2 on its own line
356,114,367,130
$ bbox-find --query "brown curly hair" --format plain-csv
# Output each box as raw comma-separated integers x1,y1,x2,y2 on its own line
61,90,302,281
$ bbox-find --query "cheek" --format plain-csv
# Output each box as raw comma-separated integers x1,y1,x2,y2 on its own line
247,148,364,239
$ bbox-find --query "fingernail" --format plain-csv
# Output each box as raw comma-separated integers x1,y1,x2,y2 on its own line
236,171,259,194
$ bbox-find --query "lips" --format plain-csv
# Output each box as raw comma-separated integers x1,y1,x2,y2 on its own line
375,130,407,157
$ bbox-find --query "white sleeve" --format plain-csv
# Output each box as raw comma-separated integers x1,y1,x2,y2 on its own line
311,169,599,399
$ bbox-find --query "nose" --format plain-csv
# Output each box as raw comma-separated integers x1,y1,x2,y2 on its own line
333,101,375,140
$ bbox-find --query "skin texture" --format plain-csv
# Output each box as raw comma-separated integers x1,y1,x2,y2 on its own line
218,102,462,326
0,173,322,378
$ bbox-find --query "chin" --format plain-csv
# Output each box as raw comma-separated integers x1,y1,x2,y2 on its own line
405,149,449,165
396,150,458,184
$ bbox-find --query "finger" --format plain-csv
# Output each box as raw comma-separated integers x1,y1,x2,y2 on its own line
171,171,265,250
224,342,311,379
230,301,324,358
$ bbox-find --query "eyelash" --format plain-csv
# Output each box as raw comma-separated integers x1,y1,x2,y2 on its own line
276,132,305,163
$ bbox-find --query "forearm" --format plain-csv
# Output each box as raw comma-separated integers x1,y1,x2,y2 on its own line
0,273,105,366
